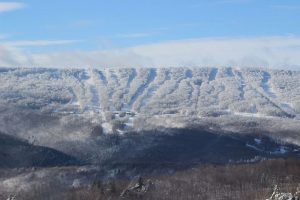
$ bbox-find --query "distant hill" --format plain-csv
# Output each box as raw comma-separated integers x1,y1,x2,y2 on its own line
0,132,81,168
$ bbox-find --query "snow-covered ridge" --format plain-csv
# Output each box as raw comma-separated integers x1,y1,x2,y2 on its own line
0,67,300,166
0,67,299,134
1,67,299,118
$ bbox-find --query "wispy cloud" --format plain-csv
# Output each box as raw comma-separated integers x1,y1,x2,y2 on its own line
3,39,81,47
1,36,300,70
128,36,300,70
44,20,94,31
0,45,33,67
0,34,8,40
0,2,27,13
115,32,158,39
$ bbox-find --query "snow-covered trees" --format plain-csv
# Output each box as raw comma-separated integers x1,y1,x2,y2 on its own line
0,67,299,121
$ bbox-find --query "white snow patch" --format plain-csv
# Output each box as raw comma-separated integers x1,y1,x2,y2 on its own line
125,116,135,127
280,103,296,115
102,122,112,134
246,143,263,152
275,146,289,154
261,71,277,99
232,111,275,119
254,138,262,145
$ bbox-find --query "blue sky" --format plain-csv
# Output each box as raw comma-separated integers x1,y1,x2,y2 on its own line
1,0,300,69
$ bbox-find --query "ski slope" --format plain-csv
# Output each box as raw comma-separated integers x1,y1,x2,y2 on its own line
0,67,299,133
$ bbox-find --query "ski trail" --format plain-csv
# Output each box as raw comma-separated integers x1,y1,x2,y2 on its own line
84,69,100,112
280,103,296,117
91,69,110,112
127,68,157,110
260,71,296,118
98,70,108,85
233,69,246,100
184,68,195,107
208,68,218,81
127,68,137,88
185,69,193,78
68,70,90,112
157,70,189,101
139,69,168,109
225,67,234,77
107,69,121,111
186,80,195,107
255,89,295,119
118,69,137,109
261,71,277,98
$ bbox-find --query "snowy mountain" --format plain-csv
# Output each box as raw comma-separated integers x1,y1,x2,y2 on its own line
1,67,300,195
0,67,299,126
0,67,300,153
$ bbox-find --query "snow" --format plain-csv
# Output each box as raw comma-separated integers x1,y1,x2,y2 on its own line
261,71,277,99
278,146,288,154
280,103,296,116
127,68,156,110
270,146,291,155
125,116,135,128
246,143,263,152
84,69,101,112
254,138,262,145
0,67,299,134
246,143,293,155
208,68,218,81
102,122,113,134
232,111,275,119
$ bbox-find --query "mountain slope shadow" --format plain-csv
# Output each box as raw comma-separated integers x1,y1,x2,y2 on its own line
107,128,300,170
0,132,83,168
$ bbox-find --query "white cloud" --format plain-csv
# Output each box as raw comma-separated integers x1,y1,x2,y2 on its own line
128,36,300,70
0,2,26,13
0,36,300,70
0,45,33,67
